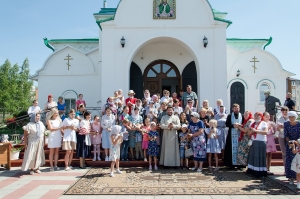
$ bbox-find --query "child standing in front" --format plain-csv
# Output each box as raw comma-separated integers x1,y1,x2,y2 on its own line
152,117,161,160
91,115,101,161
120,119,130,161
291,140,300,190
179,124,190,170
109,125,123,177
142,118,151,162
148,122,159,170
205,119,221,171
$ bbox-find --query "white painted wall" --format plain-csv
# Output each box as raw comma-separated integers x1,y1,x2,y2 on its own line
100,0,228,108
36,46,101,109
227,47,291,113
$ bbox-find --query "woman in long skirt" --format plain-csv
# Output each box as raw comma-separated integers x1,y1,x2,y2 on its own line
21,113,46,174
284,111,300,185
236,111,253,166
77,111,92,168
247,112,268,177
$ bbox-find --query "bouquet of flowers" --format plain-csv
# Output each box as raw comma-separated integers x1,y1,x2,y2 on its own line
44,130,50,137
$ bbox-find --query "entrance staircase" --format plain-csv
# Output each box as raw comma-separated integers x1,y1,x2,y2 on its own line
11,138,284,168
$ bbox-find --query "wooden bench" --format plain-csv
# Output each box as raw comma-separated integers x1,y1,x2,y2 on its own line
0,143,11,170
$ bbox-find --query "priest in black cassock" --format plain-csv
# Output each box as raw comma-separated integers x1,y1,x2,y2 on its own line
224,103,244,168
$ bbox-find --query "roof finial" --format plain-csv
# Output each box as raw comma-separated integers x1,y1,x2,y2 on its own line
103,0,107,8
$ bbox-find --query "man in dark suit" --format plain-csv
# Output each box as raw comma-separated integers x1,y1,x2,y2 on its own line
264,91,281,121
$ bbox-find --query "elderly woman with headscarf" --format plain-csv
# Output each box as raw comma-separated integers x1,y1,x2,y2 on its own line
236,110,253,166
21,113,46,174
284,111,300,185
247,112,268,177
213,99,228,115
188,112,206,172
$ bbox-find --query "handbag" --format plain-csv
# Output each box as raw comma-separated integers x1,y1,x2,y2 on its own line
185,148,194,157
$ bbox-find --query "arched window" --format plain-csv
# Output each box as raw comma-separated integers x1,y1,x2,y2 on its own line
259,83,270,102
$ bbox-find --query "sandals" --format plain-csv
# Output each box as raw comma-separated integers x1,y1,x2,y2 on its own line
49,167,54,172
29,170,34,175
34,169,41,174
55,166,60,171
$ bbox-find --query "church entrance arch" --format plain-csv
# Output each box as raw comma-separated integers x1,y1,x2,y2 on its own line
143,60,180,96
230,82,245,113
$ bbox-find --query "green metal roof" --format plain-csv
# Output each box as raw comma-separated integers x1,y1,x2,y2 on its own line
94,0,232,30
227,37,273,50
43,38,99,52
48,38,99,43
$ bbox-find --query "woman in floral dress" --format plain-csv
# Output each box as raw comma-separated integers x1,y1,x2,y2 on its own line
284,111,300,185
188,112,206,172
236,111,253,166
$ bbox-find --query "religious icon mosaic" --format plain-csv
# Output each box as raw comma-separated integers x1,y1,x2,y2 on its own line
153,0,176,19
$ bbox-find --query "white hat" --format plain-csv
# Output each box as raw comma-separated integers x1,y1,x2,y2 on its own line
118,89,122,92
111,125,122,135
288,111,298,118
190,112,199,119
182,124,188,129
264,90,271,95
150,121,156,126
128,90,135,95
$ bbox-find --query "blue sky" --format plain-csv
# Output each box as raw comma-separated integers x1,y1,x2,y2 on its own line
0,0,299,79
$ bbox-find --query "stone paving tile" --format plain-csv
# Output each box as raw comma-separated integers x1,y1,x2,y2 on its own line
211,195,231,199
174,195,193,199
192,196,212,199
229,195,250,199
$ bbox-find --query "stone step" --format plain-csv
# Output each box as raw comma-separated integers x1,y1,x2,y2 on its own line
11,158,284,167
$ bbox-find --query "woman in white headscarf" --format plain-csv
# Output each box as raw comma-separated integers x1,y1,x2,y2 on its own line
21,113,46,174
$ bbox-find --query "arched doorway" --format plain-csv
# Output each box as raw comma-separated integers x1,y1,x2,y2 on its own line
230,82,245,113
182,61,197,94
143,60,180,95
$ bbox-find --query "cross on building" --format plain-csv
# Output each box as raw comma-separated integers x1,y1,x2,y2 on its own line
250,56,259,73
64,54,73,70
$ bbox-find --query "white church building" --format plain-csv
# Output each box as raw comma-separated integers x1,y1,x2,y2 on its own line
32,0,295,114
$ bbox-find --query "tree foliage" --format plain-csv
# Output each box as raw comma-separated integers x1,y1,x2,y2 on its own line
0,58,33,123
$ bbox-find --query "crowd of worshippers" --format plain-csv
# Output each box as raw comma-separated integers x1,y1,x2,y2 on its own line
23,86,300,188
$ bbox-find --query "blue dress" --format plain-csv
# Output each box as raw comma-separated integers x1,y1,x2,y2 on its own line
205,128,221,154
284,121,300,179
189,121,206,161
216,118,227,150
147,130,159,156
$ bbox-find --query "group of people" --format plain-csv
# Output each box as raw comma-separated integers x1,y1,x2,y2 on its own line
21,87,300,189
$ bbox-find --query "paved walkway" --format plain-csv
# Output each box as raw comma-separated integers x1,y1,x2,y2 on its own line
0,166,298,199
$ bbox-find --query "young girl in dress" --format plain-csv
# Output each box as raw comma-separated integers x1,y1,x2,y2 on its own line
109,125,123,177
291,140,300,189
152,117,161,160
206,119,221,171
148,122,159,170
264,112,277,174
142,118,151,162
91,115,101,161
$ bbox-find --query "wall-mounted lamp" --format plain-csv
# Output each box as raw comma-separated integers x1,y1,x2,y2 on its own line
203,36,208,48
120,36,125,48
236,69,241,77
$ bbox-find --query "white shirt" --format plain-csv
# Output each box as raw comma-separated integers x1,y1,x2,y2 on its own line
173,106,183,116
62,118,79,142
252,121,267,141
276,116,289,138
27,106,41,116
